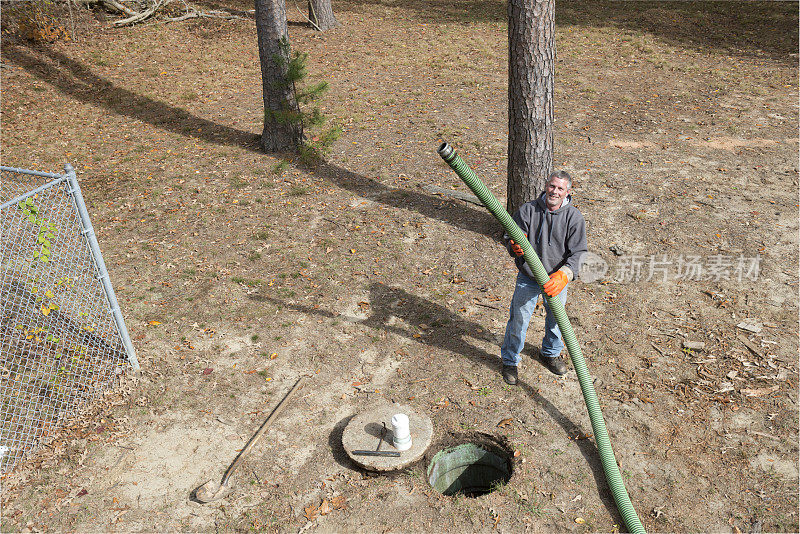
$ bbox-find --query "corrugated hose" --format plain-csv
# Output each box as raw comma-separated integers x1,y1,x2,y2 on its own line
438,142,646,534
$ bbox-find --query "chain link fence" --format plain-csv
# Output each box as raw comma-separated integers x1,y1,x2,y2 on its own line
1,164,138,473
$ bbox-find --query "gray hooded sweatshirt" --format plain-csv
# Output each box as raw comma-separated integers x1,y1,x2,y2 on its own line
505,193,588,282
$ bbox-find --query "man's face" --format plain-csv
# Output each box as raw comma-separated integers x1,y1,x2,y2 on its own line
544,177,571,210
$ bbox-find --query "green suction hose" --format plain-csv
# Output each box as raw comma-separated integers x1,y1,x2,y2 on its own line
438,142,646,534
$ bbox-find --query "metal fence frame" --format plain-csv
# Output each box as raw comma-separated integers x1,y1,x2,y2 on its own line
1,164,138,473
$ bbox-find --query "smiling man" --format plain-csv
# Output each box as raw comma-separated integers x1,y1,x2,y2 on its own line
500,171,588,385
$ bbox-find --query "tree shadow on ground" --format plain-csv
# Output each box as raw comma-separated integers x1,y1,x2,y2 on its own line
1,40,498,237
253,283,624,526
1,40,263,150
334,0,797,62
557,0,798,63
313,162,500,238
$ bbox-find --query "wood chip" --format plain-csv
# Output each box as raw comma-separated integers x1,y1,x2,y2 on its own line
737,334,763,358
740,385,779,397
748,430,782,441
737,319,762,334
682,340,706,351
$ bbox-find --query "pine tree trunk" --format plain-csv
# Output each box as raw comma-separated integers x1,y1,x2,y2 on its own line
255,0,303,152
506,0,555,214
308,0,337,31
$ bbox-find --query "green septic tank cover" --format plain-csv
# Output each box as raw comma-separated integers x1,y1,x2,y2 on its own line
428,444,511,497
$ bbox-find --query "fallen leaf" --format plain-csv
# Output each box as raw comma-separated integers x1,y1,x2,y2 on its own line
741,385,779,397
41,306,50,316
497,418,513,428
513,450,521,457
318,499,331,516
575,517,586,524
331,495,346,510
202,368,213,375
148,320,162,326
304,504,318,521
270,353,278,360
77,488,88,497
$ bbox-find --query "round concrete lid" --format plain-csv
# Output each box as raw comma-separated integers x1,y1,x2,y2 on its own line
342,402,433,472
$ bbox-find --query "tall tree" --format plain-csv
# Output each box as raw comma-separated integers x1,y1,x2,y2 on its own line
308,0,337,31
255,0,303,152
506,0,555,214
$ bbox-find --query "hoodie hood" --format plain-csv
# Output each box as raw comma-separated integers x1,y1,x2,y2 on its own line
536,192,571,213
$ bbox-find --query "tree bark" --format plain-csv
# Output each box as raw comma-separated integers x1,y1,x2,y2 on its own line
255,0,303,152
506,0,555,214
308,0,337,31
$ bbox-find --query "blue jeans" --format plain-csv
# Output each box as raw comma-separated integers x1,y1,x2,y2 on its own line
500,272,568,366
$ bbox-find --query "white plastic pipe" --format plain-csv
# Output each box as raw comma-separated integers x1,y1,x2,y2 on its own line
391,413,412,451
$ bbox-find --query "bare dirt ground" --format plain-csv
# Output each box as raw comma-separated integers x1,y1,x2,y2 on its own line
1,1,798,532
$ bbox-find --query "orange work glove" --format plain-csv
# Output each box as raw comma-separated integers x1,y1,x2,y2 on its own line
508,233,527,257
543,270,568,297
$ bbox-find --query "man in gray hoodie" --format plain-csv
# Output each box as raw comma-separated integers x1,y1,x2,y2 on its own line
501,171,587,385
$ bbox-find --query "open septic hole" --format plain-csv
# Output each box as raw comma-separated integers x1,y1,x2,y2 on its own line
427,443,511,497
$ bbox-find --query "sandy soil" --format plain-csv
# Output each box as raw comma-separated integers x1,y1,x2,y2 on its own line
1,1,798,532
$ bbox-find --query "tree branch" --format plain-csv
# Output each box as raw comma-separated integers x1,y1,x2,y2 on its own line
57,0,249,26
71,0,138,16
292,0,320,31
101,0,138,16
112,0,164,26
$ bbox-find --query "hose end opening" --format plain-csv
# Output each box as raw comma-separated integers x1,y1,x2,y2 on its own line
437,142,454,162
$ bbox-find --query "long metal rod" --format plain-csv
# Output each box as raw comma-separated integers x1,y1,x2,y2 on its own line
0,176,68,211
220,376,307,486
352,450,401,457
63,164,140,372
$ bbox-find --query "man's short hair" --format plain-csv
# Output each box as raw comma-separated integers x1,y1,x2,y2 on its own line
548,170,572,188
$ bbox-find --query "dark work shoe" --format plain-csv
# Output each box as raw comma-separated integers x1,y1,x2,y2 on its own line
541,355,568,376
502,364,518,385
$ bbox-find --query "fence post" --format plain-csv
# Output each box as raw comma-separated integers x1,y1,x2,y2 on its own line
63,164,140,373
